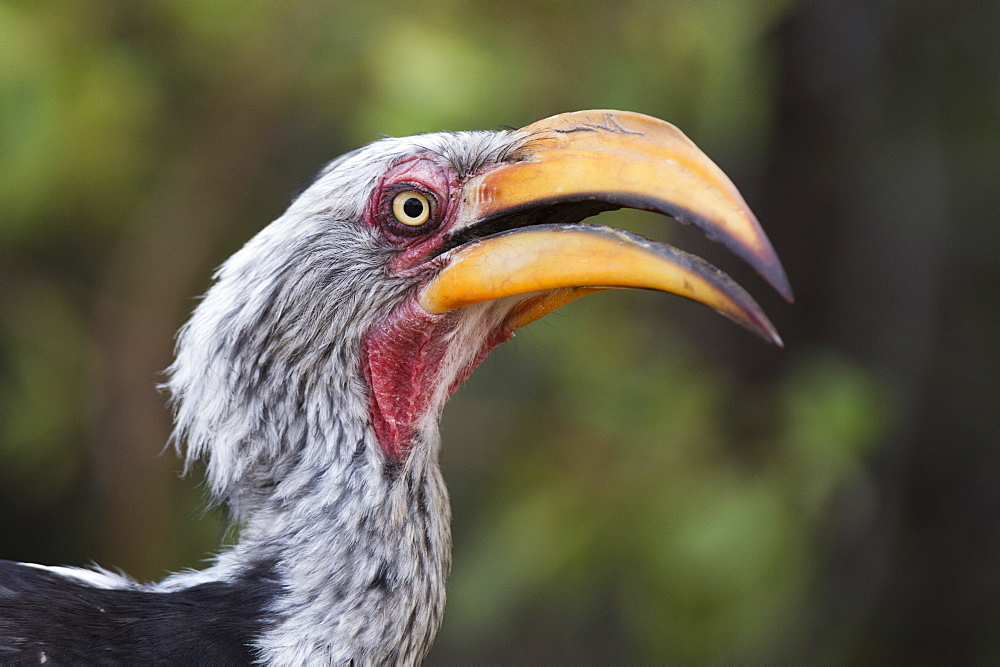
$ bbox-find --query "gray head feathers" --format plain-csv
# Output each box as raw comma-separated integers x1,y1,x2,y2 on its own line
164,128,519,519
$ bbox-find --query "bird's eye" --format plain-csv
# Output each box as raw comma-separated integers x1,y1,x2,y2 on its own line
391,191,431,227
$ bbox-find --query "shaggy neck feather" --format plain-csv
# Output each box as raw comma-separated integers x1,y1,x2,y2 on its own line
165,279,518,664
167,340,453,664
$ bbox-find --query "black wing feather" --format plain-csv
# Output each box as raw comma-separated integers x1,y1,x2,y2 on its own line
0,559,281,666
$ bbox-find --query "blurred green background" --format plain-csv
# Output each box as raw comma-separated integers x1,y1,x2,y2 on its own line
0,0,996,663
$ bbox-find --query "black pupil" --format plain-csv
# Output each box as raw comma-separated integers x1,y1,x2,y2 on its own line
403,197,424,220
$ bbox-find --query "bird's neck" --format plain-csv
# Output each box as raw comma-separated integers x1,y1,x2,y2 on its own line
229,304,509,662
165,285,513,661
220,423,452,665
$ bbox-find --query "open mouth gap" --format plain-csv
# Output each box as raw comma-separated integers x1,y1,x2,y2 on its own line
437,200,623,257
434,192,791,303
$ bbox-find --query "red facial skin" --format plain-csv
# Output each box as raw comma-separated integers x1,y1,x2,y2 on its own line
360,155,513,463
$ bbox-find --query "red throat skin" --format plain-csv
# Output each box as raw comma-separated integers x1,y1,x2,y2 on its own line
361,298,513,462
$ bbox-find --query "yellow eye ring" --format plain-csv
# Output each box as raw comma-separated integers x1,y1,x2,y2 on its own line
391,191,431,227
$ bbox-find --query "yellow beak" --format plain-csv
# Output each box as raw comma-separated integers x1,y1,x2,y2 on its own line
418,110,791,345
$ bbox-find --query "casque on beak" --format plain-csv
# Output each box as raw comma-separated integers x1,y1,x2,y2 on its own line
418,110,792,346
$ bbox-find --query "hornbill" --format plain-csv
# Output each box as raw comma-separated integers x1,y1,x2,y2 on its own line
0,110,791,664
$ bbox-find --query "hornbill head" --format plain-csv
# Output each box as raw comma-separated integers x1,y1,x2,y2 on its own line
169,109,790,518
